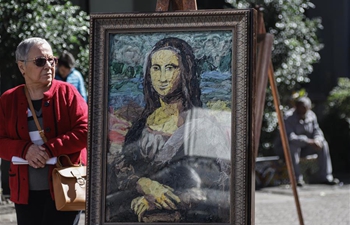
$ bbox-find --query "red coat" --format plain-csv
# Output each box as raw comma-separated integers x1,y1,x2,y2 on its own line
0,80,88,204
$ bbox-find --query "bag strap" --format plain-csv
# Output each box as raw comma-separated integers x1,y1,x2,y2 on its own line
56,154,82,168
24,86,48,143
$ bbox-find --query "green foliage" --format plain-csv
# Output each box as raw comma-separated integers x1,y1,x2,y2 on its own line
0,0,89,92
321,78,350,172
228,0,324,155
326,78,350,120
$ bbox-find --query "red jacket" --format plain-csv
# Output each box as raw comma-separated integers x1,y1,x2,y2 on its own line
0,80,88,204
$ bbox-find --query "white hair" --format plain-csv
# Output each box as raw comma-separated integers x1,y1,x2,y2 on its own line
15,37,51,62
296,97,312,109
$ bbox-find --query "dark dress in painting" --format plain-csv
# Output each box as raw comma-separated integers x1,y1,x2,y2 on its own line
106,108,231,222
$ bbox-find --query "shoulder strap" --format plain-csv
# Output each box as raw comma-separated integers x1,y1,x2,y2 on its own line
24,86,48,143
56,154,81,168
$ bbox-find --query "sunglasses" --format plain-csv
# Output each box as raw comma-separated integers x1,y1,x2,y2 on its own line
21,56,58,67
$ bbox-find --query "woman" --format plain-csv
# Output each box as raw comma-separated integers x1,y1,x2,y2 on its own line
0,37,88,225
107,37,230,222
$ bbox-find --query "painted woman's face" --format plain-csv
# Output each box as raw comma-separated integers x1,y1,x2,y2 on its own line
150,49,181,96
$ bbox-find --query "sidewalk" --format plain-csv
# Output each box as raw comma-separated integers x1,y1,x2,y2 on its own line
255,182,350,225
1,182,349,225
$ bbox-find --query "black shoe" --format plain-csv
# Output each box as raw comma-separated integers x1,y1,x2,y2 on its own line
297,180,305,187
322,178,340,185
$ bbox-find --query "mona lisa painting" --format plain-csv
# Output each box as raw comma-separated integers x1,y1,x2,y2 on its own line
88,9,256,225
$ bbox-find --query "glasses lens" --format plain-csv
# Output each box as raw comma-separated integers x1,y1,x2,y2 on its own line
46,57,58,66
34,57,47,67
52,57,58,65
33,57,57,67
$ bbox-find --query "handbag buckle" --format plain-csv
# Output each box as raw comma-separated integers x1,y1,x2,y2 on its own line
77,177,86,186
71,170,86,186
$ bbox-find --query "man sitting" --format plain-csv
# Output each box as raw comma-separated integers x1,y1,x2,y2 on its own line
274,97,339,186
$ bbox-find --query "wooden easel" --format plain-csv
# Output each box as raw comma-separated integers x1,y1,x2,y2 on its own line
155,1,304,224
156,0,197,11
254,6,305,225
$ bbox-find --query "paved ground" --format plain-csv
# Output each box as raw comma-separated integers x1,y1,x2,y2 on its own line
255,183,350,225
1,176,349,225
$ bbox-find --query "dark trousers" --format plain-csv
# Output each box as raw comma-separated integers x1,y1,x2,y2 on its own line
15,190,81,225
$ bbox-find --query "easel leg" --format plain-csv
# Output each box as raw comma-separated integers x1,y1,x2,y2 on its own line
256,6,305,225
268,63,305,225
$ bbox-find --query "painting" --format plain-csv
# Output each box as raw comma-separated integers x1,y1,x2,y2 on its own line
88,9,256,225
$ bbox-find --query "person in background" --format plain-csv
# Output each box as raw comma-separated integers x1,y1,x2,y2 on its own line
55,50,87,102
0,37,88,225
274,96,339,186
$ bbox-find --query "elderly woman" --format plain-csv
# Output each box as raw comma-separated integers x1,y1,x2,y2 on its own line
0,37,88,225
107,37,230,223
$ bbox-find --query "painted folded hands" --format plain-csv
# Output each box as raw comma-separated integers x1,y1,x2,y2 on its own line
131,177,181,221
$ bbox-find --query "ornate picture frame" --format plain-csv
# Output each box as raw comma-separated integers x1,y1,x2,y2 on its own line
87,9,256,225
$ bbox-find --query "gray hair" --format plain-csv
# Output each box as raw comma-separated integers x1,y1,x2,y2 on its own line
296,96,312,110
15,37,51,62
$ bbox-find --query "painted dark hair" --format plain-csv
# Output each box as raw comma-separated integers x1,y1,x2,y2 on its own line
124,37,202,145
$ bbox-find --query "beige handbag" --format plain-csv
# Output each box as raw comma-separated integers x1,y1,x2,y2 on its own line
52,155,86,211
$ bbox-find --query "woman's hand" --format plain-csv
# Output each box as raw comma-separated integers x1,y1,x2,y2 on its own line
25,144,49,168
131,196,162,222
136,177,181,210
